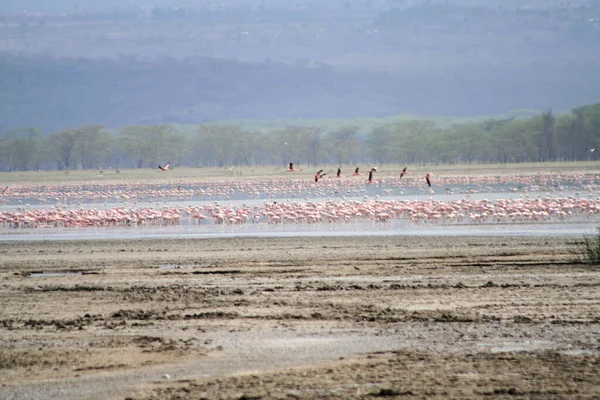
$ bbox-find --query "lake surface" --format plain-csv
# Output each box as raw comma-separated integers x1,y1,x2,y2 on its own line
1,218,596,242
2,182,598,241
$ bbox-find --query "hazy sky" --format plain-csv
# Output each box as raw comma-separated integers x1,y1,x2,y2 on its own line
1,0,598,130
1,0,596,14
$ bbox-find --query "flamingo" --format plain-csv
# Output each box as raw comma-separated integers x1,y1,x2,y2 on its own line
400,167,407,179
425,173,431,187
353,167,360,175
288,162,295,172
3,195,600,229
337,168,341,178
314,170,326,183
368,168,376,183
158,163,171,171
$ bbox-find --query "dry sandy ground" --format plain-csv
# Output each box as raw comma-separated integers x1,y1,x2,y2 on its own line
0,235,599,399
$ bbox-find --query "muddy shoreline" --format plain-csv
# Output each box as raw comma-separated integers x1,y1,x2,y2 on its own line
1,236,599,399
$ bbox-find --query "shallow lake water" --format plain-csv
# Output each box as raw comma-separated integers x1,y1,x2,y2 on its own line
2,184,599,241
1,218,597,241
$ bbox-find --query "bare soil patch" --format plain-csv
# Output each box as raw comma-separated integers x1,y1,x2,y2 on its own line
0,236,598,399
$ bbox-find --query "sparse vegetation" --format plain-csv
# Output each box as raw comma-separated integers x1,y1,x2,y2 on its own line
569,227,600,264
1,102,599,171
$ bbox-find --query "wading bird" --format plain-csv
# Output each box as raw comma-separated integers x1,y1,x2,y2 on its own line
425,173,432,187
368,168,376,183
158,163,171,171
400,167,407,179
315,170,326,182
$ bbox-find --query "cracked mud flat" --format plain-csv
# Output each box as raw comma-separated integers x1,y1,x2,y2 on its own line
0,236,599,399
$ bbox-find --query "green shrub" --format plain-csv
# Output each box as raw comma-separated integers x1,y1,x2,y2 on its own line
569,228,600,264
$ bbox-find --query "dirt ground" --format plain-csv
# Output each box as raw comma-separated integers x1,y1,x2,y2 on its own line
0,235,599,399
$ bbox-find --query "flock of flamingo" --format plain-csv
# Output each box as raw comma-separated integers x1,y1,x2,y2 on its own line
1,169,600,230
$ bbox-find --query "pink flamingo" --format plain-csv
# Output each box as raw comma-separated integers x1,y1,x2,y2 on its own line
315,170,326,182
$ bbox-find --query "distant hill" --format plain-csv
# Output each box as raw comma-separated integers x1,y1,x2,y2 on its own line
0,1,599,132
1,53,599,132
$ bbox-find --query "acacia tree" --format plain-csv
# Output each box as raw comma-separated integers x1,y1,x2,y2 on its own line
577,103,600,157
396,120,437,164
495,118,541,162
164,131,189,167
71,125,107,169
266,126,315,167
119,125,178,168
4,102,600,170
367,121,437,165
234,131,263,166
298,126,324,166
327,125,360,165
554,114,576,161
48,129,79,170
0,127,43,171
367,124,396,165
450,123,489,163
192,124,243,167
541,109,556,161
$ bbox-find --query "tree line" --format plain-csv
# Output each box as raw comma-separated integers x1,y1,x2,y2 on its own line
1,103,598,172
